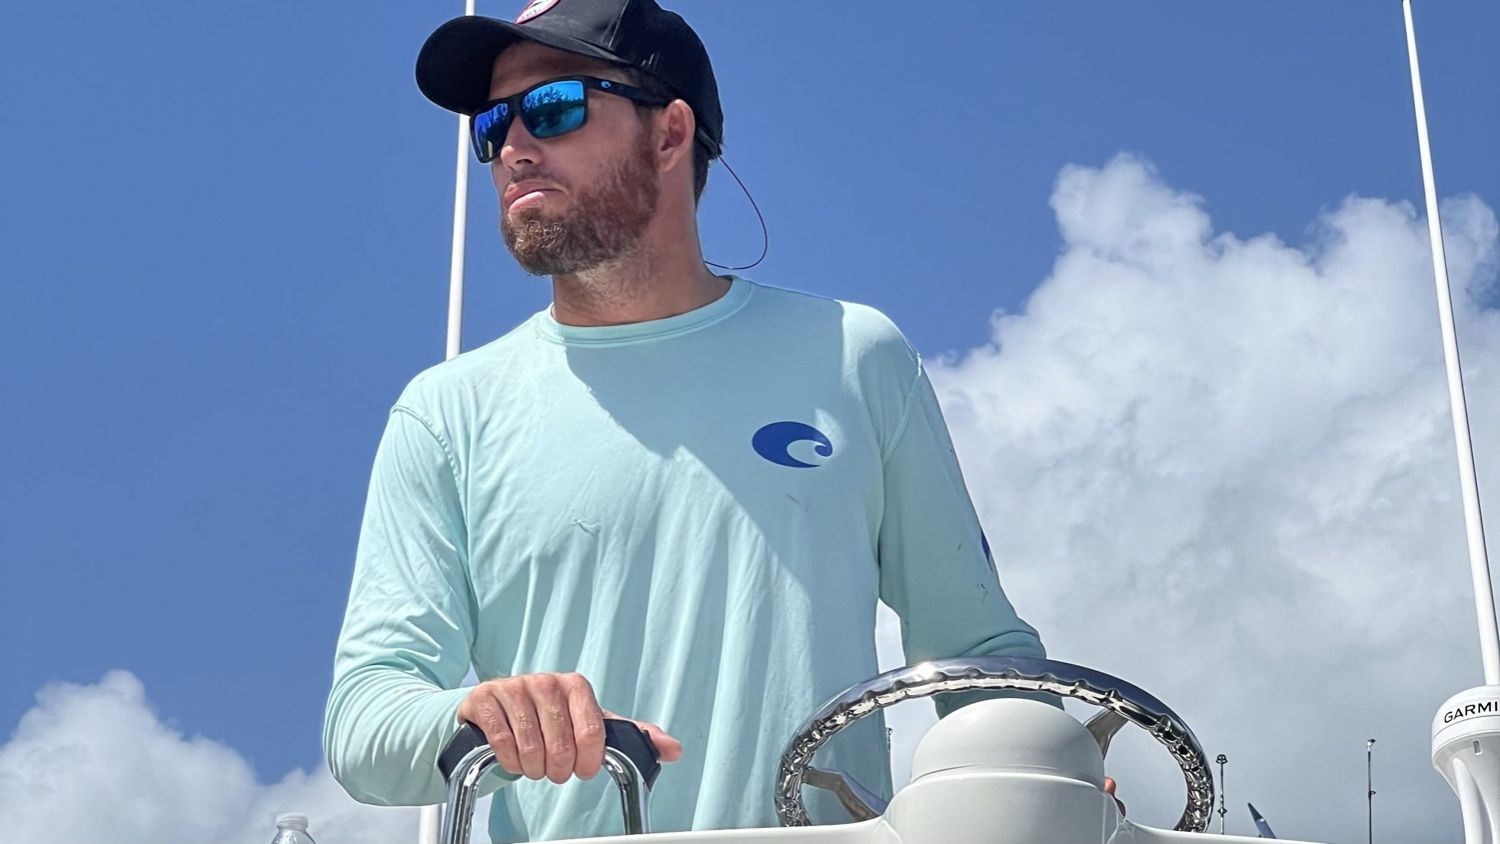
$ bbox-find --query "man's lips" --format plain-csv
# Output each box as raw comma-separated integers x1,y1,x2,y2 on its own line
504,181,562,212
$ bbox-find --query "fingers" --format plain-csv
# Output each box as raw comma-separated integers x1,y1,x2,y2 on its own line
458,689,523,776
524,674,579,784
564,675,607,780
495,680,548,780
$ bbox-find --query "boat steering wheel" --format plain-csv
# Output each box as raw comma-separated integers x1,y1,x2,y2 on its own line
775,656,1214,832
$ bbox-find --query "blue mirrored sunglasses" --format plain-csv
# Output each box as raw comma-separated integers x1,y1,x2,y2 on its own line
469,76,668,164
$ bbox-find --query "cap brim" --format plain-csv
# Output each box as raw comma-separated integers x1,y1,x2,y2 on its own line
416,16,629,115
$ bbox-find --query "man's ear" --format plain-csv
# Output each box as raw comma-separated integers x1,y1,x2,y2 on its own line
655,99,696,175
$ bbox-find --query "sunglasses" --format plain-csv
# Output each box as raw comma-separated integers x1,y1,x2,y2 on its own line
469,76,669,164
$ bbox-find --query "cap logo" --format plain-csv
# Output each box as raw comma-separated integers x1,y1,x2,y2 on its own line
515,0,560,23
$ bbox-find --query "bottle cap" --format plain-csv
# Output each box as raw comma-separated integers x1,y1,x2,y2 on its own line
276,814,309,829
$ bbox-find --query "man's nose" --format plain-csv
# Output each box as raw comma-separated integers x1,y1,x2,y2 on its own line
498,117,542,171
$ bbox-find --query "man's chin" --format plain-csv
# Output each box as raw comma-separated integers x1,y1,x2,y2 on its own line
505,205,556,227
502,212,560,253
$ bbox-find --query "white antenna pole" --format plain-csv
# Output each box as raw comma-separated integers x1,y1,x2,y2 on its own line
1402,0,1500,684
423,3,479,839
445,123,470,361
443,0,478,363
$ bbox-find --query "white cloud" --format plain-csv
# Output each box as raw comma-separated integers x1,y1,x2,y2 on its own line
6,155,1498,844
0,671,417,844
877,153,1499,841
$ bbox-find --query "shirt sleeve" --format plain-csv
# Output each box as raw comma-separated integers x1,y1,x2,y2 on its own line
323,405,511,805
876,362,1057,716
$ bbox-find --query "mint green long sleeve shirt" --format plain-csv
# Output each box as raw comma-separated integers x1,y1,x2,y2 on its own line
323,277,1047,842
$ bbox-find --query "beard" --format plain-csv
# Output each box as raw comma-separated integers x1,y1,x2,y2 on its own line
500,131,660,277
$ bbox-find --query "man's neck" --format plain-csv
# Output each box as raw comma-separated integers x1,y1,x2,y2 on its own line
549,238,729,327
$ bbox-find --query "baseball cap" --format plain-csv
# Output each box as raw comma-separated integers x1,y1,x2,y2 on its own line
415,0,724,156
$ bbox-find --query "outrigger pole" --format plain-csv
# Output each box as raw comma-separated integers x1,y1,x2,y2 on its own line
444,0,479,362
421,4,479,843
1405,3,1500,840
1402,0,1500,683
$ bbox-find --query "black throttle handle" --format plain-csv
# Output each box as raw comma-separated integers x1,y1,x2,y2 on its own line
438,718,661,787
438,721,488,783
604,718,662,789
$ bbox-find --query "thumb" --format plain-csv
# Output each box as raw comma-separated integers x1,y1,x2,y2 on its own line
603,710,684,763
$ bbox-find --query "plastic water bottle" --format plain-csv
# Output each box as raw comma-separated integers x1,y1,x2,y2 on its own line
270,813,317,844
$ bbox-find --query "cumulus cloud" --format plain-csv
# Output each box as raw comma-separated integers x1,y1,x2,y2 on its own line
875,153,1498,841
6,156,1497,844
0,671,418,844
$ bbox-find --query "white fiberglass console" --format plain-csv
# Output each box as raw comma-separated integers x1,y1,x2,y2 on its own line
436,658,1323,844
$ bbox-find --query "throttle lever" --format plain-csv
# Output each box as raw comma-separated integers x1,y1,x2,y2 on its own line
437,717,661,843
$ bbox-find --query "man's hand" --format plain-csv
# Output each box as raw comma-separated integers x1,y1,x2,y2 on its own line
457,673,683,784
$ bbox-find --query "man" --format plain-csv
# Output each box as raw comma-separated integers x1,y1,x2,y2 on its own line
323,1,1051,840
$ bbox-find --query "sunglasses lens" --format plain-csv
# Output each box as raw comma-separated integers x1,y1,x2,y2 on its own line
522,80,586,138
472,102,512,163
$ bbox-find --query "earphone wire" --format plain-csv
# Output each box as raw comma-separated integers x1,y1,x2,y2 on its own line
705,154,768,272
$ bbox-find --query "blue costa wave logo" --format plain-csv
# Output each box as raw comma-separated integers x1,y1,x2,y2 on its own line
752,421,833,468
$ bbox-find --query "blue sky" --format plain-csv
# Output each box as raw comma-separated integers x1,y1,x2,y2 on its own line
3,1,1499,837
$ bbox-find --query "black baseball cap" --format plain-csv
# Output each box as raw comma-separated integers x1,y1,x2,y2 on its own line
415,0,723,156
